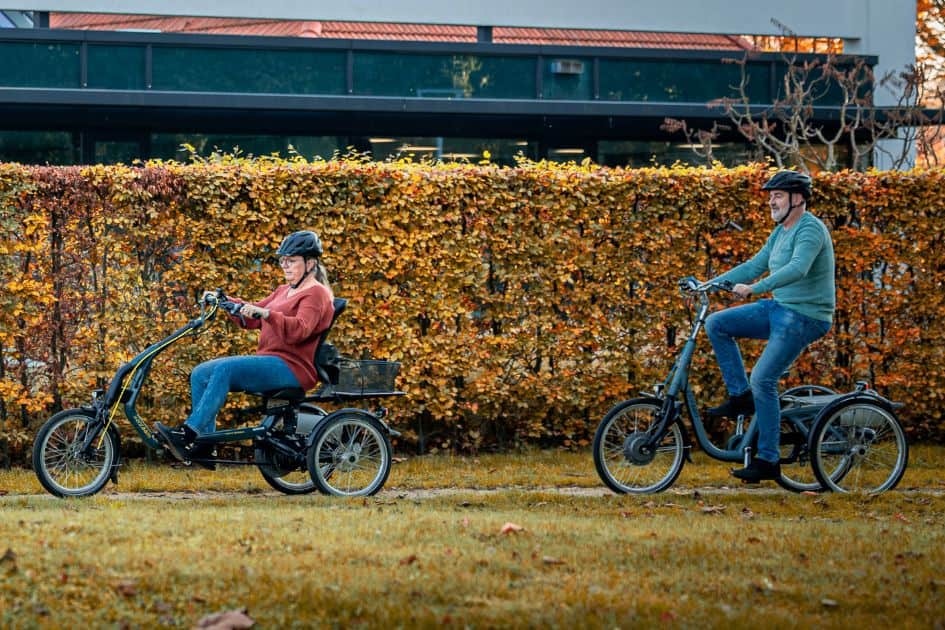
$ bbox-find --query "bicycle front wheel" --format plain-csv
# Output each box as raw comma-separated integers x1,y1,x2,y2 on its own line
32,409,117,498
593,398,685,494
809,399,908,494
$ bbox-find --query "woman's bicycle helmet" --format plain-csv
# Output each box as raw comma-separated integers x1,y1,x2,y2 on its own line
762,170,812,200
277,230,323,258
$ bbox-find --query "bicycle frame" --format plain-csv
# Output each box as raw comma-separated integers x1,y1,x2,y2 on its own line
84,301,224,452
646,281,823,466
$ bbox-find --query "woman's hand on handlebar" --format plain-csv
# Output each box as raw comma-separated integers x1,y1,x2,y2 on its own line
239,304,269,320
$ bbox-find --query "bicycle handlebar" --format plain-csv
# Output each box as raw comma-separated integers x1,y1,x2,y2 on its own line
199,289,260,325
678,277,733,294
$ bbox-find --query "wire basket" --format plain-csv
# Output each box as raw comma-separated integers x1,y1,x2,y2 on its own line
336,359,401,394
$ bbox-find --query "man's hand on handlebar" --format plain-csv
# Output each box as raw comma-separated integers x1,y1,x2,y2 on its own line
678,278,734,294
731,283,754,300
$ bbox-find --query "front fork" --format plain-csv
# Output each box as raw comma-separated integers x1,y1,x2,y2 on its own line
79,405,123,484
643,392,689,460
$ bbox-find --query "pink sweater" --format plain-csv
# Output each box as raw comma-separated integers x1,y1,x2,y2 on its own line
235,283,334,390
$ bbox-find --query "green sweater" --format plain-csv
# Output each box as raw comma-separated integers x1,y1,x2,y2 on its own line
713,212,835,323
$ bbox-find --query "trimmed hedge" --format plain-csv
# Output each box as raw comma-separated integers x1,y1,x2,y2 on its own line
0,158,942,464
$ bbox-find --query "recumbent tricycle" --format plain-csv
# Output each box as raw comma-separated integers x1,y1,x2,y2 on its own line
32,290,403,498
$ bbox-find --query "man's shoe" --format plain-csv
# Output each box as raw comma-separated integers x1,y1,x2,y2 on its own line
731,457,781,483
154,423,197,462
707,390,755,418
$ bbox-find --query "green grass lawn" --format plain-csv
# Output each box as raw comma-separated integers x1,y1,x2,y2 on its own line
1,447,943,628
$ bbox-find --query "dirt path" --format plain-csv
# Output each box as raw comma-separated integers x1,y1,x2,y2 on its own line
6,484,942,501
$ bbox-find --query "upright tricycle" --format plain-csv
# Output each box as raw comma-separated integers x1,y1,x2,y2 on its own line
593,277,909,495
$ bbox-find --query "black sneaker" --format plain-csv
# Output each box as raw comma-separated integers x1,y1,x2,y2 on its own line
731,457,781,483
707,390,755,418
155,423,197,462
189,442,217,471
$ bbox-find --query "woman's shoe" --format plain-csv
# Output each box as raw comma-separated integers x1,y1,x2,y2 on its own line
155,423,197,462
731,457,781,483
707,390,755,418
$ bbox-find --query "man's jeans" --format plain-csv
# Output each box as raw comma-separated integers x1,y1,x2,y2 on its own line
704,300,831,464
184,355,301,435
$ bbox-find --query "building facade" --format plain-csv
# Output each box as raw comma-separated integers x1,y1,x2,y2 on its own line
0,3,916,167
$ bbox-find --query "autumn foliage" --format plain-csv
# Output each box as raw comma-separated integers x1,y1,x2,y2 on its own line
1,159,943,465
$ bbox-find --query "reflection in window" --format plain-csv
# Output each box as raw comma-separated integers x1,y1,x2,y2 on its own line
0,130,75,165
598,140,753,168
367,136,536,165
150,134,346,161
353,52,535,99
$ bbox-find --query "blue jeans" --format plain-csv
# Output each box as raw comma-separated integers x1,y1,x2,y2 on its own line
184,355,301,435
704,300,831,463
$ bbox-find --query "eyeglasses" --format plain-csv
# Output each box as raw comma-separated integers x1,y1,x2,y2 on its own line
278,256,304,268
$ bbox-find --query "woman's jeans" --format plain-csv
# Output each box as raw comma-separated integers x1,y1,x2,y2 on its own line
704,300,831,464
184,355,301,435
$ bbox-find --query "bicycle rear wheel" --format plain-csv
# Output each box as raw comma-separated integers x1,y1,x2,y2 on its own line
809,399,908,494
593,398,685,494
306,411,392,497
775,416,822,492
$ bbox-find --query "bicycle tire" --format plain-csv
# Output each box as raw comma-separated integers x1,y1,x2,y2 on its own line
32,409,118,498
809,398,908,494
593,398,686,494
255,405,325,494
306,410,392,497
775,415,823,493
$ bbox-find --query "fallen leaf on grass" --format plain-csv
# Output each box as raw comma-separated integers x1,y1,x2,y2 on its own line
1,548,17,574
195,608,255,629
115,580,137,597
542,556,565,565
700,505,726,514
399,554,419,566
500,522,524,535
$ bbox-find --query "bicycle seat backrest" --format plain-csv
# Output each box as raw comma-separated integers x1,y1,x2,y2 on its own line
314,297,347,384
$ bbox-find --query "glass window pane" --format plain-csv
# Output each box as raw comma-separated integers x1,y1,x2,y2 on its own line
151,47,346,94
353,52,535,99
150,133,345,161
600,58,769,103
598,139,752,168
366,136,535,165
87,44,145,90
0,42,80,88
542,57,592,100
0,130,75,164
94,140,141,165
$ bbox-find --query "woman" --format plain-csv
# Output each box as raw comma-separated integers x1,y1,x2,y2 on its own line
156,230,334,463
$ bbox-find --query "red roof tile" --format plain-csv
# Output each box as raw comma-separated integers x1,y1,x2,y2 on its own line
49,13,754,50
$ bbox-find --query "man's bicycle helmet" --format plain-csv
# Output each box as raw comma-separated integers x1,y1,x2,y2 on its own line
277,230,323,258
762,170,812,200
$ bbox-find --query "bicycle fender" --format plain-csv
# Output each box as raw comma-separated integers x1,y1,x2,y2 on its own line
304,407,387,449
107,424,123,485
813,391,899,426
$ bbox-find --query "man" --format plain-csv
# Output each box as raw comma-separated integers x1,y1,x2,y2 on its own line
705,170,835,483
